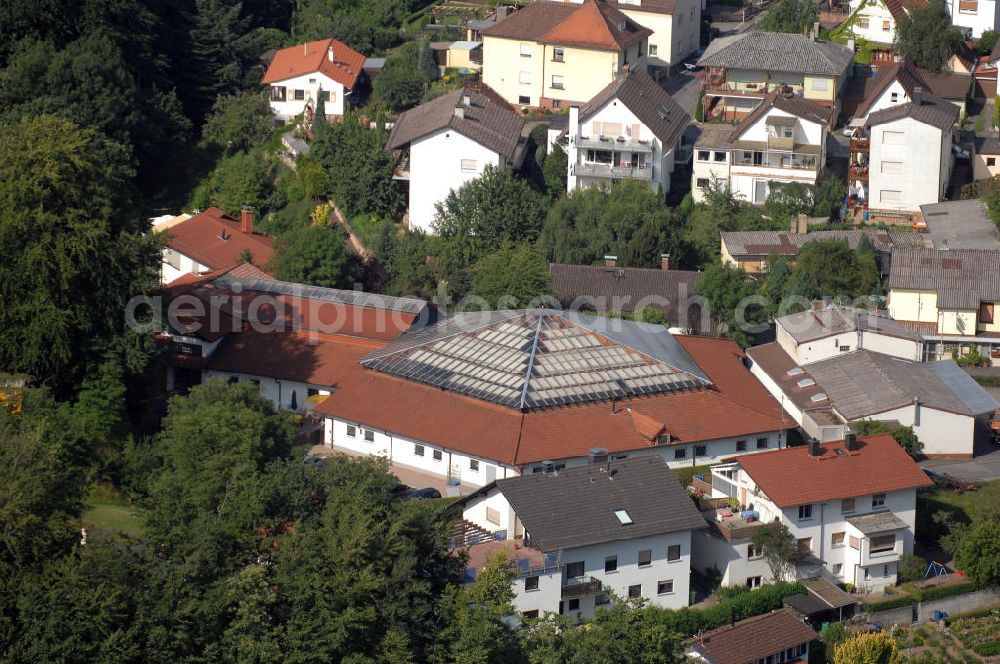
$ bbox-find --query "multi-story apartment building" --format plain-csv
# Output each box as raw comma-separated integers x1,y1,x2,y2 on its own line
945,0,1000,38
696,433,933,593
457,456,706,618
692,90,830,204
566,69,690,195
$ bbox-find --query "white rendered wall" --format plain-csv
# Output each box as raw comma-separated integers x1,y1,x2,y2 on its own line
161,248,210,284
863,405,975,457
868,117,949,212
268,72,346,121
949,0,1000,38
407,128,504,233
203,370,330,411
691,529,773,587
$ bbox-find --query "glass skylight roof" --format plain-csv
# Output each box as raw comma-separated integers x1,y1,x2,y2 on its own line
360,310,712,411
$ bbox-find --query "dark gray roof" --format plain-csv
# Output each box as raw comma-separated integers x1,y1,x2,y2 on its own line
975,135,1000,155
697,32,853,76
720,230,926,258
211,274,427,314
919,200,1000,251
385,86,523,159
359,309,711,411
847,511,909,534
579,69,690,149
888,248,1000,309
732,90,833,141
866,94,959,131
496,455,706,551
548,263,702,321
778,306,922,343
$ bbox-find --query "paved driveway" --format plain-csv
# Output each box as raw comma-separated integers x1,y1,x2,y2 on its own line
920,441,1000,482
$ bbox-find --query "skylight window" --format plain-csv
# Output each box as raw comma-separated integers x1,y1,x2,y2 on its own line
614,509,633,525
787,367,805,376
797,378,816,388
811,393,829,402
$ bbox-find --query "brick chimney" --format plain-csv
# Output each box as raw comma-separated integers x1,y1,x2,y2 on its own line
241,206,253,234
912,85,923,106
604,255,618,268
660,253,670,271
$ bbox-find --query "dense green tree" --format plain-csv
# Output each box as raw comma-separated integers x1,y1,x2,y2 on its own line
311,109,403,218
953,518,1000,586
852,420,923,458
435,165,546,273
980,29,999,55
74,353,128,445
813,174,846,220
375,228,440,299
191,149,278,216
894,1,963,72
202,89,275,152
681,184,778,268
539,180,683,268
750,522,801,582
761,255,793,316
833,632,902,664
468,243,551,309
375,59,429,111
274,224,362,288
763,181,813,226
312,85,328,134
785,239,880,301
0,115,161,394
542,144,568,198
758,0,818,33
695,263,766,346
186,0,255,118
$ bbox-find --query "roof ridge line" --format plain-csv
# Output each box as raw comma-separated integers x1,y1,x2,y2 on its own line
519,315,544,411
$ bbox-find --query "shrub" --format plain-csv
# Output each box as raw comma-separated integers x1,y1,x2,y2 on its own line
899,554,928,583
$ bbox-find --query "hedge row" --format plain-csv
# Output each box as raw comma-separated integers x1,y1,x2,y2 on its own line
659,582,805,636
975,641,1000,657
865,581,982,612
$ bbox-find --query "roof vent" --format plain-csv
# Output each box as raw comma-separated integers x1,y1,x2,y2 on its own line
845,430,858,451
619,20,628,31
454,106,464,120
461,93,472,106
219,229,230,241
656,105,669,119
541,460,555,474
808,439,822,456
589,447,609,463
834,447,847,457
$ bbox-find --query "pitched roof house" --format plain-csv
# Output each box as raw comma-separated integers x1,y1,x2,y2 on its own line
482,0,651,109
846,0,928,48
686,608,816,664
262,38,365,121
315,310,789,488
154,207,275,285
457,455,706,618
385,84,524,232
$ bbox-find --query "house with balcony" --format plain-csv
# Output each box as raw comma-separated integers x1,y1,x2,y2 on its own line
151,207,275,285
481,0,651,109
889,247,1000,364
456,455,706,619
691,90,831,204
685,608,816,663
385,85,525,233
261,38,365,122
696,31,853,123
848,89,958,215
566,69,690,195
696,433,933,593
314,310,790,488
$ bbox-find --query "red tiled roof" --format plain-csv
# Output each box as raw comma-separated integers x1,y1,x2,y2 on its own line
538,0,651,51
314,335,789,466
261,38,364,90
736,434,933,508
883,0,928,20
689,608,816,664
207,330,383,386
160,207,275,278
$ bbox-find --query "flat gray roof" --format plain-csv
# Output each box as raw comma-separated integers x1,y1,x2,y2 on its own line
919,200,1000,251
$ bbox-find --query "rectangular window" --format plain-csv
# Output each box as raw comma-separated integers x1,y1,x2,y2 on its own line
553,47,564,62
858,16,869,28
696,177,710,189
364,429,374,442
595,592,610,606
748,544,760,559
832,531,846,547
628,584,642,598
346,425,357,437
833,563,843,576
881,160,903,175
551,75,564,90
879,190,902,204
694,445,707,457
882,130,905,145
552,100,562,109
841,497,856,514
870,534,896,554
307,388,319,397
747,576,762,588
518,95,530,105
294,89,305,100
980,302,995,324
736,440,747,451
891,92,899,103
522,609,539,619
470,459,480,471
882,19,891,30
714,151,727,162
486,507,501,525
797,537,812,553
989,157,998,167
638,549,652,567
414,444,425,456
810,78,829,91
460,159,477,173
756,438,769,449
525,576,539,591
649,44,658,56
567,598,580,611
432,449,442,461
674,448,686,459
657,580,674,595
667,544,681,561
520,43,532,57
798,504,813,520
872,493,886,508
960,0,978,12
565,561,585,579
605,555,618,573
697,150,711,162
519,71,531,85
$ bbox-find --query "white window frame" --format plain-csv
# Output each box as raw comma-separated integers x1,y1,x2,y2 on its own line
519,70,531,85
460,159,477,173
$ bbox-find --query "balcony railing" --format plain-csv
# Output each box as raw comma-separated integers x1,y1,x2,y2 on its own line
731,151,819,170
573,162,652,180
576,136,653,153
702,82,771,97
561,576,603,599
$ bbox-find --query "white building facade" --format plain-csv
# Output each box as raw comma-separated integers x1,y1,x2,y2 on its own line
946,0,1000,38
262,38,364,122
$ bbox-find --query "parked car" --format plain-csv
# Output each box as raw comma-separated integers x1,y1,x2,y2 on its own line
404,487,442,500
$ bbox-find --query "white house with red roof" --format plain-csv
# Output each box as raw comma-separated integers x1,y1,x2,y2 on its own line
262,38,365,121
152,207,275,285
314,310,789,489
693,433,932,593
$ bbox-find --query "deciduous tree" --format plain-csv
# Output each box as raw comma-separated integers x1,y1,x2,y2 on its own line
894,1,963,72
274,223,362,288
833,631,902,664
468,243,551,309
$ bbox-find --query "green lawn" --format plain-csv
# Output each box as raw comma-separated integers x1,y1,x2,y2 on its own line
916,479,1000,543
82,484,146,538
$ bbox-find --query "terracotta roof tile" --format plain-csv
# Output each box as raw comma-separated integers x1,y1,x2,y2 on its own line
262,38,365,90
883,0,929,20
537,0,651,51
159,207,275,277
735,434,933,508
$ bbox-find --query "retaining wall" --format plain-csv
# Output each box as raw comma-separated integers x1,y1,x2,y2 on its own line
868,588,1000,626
